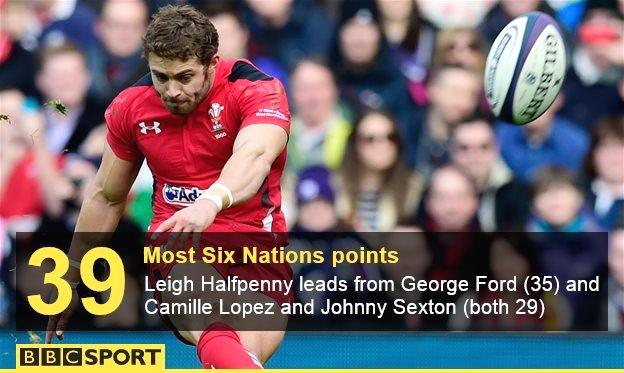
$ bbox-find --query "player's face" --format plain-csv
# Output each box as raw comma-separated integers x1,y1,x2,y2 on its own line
148,54,218,115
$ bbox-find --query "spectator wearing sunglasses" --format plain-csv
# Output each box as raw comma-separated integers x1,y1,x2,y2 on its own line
335,109,423,232
449,117,530,231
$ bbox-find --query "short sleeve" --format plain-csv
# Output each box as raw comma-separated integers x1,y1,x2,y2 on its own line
105,91,142,161
237,78,291,134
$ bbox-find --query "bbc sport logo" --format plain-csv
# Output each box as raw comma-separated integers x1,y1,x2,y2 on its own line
16,344,164,369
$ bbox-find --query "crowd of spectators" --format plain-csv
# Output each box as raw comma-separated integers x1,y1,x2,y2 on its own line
0,0,622,332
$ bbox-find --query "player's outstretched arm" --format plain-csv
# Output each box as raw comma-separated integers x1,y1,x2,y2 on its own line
45,143,142,343
153,124,287,235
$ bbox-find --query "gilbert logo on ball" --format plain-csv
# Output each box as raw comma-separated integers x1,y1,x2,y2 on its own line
485,12,566,125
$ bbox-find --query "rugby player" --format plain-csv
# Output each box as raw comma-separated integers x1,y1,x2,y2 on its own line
45,5,291,369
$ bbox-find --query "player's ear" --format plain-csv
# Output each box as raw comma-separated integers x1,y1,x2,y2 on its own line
208,55,220,71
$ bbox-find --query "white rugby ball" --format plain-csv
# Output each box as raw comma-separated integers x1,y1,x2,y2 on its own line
484,12,566,125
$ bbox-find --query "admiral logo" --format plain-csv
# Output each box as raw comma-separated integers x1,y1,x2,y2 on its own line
163,183,203,206
139,121,161,134
17,345,163,367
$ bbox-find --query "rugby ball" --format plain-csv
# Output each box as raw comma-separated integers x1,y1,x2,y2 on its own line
484,12,566,125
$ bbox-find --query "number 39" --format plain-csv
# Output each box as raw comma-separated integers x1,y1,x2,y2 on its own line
27,247,125,316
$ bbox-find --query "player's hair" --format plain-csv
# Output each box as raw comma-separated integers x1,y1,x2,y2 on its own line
142,5,219,65
37,42,86,73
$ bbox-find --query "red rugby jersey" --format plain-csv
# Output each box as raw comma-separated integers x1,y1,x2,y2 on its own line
105,59,290,232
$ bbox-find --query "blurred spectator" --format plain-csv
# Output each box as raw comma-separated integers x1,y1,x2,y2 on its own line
32,155,97,232
422,165,480,231
381,227,431,330
88,0,149,103
34,0,99,52
375,0,437,105
479,0,557,46
528,166,608,328
451,234,571,331
450,118,530,231
607,228,624,331
583,115,624,230
405,65,482,174
336,109,422,231
243,0,333,71
330,6,414,133
560,0,624,130
528,166,603,232
417,0,495,29
287,170,374,325
418,166,485,329
291,166,344,232
496,94,589,182
36,43,104,154
432,28,486,74
0,1,38,96
205,2,287,84
287,59,351,173
0,89,28,184
556,0,588,33
432,28,490,115
0,93,64,228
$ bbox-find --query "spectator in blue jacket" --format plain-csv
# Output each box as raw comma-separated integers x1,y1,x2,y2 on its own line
496,94,590,182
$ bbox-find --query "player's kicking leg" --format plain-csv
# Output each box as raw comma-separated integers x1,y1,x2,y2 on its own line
159,261,288,369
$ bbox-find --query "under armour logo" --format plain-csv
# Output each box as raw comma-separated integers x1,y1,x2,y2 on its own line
139,121,161,134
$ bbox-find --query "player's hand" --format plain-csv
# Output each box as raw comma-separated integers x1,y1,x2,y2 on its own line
45,287,79,343
151,199,219,249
